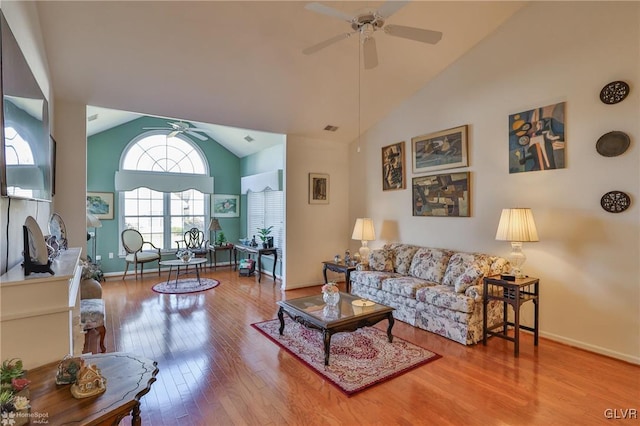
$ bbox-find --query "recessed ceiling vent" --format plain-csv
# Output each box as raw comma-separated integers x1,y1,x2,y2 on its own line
324,125,338,132
87,114,99,122
244,135,255,142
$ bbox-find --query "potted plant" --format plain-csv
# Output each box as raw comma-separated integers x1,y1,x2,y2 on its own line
216,231,226,246
257,226,273,248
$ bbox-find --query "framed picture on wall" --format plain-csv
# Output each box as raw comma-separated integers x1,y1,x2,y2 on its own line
412,172,470,217
87,192,114,220
309,173,329,204
411,125,468,174
212,194,240,217
382,141,406,191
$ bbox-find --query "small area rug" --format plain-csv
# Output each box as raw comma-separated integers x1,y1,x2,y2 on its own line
252,317,441,396
151,278,220,294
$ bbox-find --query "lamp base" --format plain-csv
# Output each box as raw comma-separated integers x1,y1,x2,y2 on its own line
509,241,526,279
359,241,370,261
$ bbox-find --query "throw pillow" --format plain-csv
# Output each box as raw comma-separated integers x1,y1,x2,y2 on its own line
368,249,394,272
454,266,484,293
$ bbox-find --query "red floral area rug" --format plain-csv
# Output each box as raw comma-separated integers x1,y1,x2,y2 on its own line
251,317,441,396
151,278,220,294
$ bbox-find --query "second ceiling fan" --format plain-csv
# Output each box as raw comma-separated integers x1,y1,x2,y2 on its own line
303,1,443,70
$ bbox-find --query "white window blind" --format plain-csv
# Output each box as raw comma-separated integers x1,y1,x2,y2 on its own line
247,190,283,253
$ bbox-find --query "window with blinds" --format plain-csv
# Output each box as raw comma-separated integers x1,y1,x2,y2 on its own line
247,190,283,253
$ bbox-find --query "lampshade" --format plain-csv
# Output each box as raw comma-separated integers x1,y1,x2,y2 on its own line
208,218,222,231
495,208,539,242
351,218,375,241
86,213,102,228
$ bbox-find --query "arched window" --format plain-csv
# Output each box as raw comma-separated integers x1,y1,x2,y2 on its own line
118,133,212,250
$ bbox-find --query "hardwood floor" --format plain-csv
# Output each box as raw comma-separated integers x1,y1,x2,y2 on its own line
90,268,639,425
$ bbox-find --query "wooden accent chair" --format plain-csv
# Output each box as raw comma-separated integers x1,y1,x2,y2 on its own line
176,228,209,259
121,229,161,279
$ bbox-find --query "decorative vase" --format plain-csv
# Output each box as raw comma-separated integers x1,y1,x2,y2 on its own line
323,291,340,306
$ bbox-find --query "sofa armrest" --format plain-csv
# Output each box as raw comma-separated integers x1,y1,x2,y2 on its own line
464,284,483,301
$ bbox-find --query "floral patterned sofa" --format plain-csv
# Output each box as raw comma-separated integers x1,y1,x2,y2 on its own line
350,243,510,345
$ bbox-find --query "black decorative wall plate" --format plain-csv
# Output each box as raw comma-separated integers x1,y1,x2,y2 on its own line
596,131,630,157
600,191,631,213
600,81,630,104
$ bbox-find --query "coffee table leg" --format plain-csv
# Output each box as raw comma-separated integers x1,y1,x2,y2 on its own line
323,329,332,366
386,313,395,343
132,402,142,426
195,264,201,285
277,307,285,335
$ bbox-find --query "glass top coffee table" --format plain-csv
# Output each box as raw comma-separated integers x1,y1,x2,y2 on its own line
277,292,395,365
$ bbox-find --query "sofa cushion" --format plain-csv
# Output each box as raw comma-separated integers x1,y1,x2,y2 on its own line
442,252,492,291
368,249,395,272
408,248,453,283
381,276,436,298
415,285,475,313
386,243,420,275
350,270,400,290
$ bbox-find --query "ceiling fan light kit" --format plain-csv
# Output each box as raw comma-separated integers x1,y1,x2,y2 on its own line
303,1,442,69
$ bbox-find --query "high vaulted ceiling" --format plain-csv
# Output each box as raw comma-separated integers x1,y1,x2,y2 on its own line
37,1,525,156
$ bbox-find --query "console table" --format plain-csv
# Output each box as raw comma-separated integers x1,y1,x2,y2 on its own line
28,352,158,426
482,275,540,356
234,244,277,283
0,248,84,368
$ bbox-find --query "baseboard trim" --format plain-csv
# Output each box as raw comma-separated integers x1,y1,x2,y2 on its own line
540,331,640,365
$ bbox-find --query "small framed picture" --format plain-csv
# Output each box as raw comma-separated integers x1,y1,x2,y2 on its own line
309,173,329,204
212,194,240,217
382,141,406,191
87,192,114,220
412,125,468,174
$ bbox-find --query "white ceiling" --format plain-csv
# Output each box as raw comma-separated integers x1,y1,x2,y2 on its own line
37,1,525,157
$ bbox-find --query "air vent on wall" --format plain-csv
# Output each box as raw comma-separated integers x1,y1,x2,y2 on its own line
244,135,254,142
87,114,98,122
324,125,338,132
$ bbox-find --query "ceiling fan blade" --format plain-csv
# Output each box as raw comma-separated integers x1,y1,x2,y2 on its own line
187,130,208,141
167,130,180,138
376,0,410,19
303,32,354,55
384,24,442,44
142,127,170,130
362,37,378,70
305,2,355,22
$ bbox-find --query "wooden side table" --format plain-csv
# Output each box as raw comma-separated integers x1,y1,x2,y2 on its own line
28,352,158,425
482,275,540,356
208,244,236,270
322,261,357,293
234,244,278,283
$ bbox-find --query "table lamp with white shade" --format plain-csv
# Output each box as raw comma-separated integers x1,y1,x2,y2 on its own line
495,208,539,278
351,218,375,260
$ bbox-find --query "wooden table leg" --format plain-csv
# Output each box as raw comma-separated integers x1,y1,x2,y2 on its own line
258,253,262,283
323,329,332,366
386,313,395,343
272,251,277,281
278,307,285,335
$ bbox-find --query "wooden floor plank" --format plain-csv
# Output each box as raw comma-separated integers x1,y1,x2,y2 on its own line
81,268,640,425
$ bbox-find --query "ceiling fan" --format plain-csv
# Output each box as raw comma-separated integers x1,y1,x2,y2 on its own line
143,121,209,141
303,1,442,69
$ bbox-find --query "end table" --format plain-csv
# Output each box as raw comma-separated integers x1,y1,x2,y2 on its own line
482,275,540,356
322,261,356,293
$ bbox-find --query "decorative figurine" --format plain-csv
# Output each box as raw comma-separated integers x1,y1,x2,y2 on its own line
344,250,351,266
251,235,258,247
334,254,341,263
70,363,106,399
56,356,85,385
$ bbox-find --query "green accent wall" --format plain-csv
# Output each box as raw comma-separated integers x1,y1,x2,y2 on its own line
87,116,241,273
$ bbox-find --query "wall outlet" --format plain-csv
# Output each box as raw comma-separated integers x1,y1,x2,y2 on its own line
95,255,102,261
109,253,114,259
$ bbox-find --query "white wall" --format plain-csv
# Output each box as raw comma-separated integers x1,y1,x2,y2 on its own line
349,2,639,363
0,2,53,273
285,135,350,289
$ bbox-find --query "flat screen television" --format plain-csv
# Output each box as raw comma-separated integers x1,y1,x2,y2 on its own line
0,11,52,201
